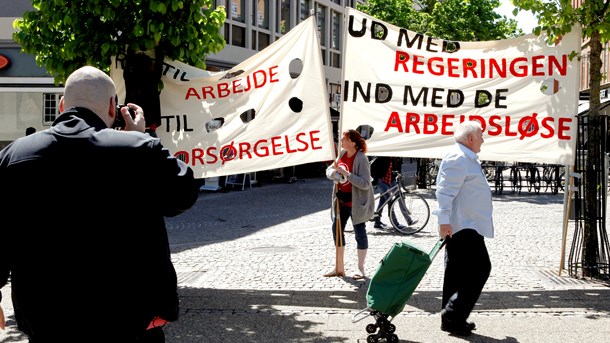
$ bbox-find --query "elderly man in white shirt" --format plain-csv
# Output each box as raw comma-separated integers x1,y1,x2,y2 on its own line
433,120,494,337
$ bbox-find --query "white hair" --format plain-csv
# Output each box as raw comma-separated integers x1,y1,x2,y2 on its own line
63,66,115,121
454,120,482,144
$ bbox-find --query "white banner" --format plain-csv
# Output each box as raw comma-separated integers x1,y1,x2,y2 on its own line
112,16,334,178
341,8,581,164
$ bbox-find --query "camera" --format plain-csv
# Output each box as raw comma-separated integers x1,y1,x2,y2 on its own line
113,104,136,129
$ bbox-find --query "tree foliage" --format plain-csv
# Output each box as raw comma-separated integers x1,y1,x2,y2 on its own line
357,0,522,41
13,0,226,85
511,0,609,40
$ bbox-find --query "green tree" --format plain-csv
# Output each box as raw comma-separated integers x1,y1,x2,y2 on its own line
511,0,610,278
13,0,226,130
357,0,522,41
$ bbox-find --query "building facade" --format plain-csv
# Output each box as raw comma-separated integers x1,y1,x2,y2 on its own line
0,0,62,148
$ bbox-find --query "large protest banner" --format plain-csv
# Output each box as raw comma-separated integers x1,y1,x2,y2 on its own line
341,8,581,165
111,16,334,178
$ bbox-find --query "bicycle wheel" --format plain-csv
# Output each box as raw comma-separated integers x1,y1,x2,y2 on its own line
510,167,522,194
526,167,541,194
388,192,430,235
494,167,504,195
542,166,552,193
558,169,565,193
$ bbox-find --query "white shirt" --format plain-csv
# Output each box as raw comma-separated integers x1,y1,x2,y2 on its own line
433,143,494,238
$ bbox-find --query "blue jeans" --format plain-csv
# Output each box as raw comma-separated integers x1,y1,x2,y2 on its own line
331,204,368,249
375,180,392,215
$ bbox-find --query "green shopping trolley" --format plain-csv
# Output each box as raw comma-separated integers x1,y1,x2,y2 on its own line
352,239,445,343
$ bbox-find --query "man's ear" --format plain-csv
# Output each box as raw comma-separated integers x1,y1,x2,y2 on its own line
59,96,65,112
109,96,116,119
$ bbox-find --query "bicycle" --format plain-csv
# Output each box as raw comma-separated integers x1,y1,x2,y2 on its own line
371,171,430,235
542,164,564,194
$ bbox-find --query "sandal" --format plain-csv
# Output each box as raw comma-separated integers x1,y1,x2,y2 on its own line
352,273,366,280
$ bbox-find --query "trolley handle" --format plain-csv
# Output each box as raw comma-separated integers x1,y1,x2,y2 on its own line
429,238,446,261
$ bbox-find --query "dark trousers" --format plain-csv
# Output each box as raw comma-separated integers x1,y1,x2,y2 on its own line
441,229,491,322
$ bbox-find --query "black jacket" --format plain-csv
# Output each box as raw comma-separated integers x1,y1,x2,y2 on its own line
0,107,199,342
370,156,392,185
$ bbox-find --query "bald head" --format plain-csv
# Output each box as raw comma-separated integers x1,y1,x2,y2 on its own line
62,66,116,127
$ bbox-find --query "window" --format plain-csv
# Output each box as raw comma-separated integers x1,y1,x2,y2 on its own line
229,0,246,22
251,0,270,50
331,11,340,50
300,0,311,21
253,0,269,29
331,52,341,68
316,3,327,65
43,93,61,125
330,10,341,68
329,83,341,108
251,31,270,51
220,0,246,47
232,25,246,47
316,4,327,47
278,0,291,34
258,32,270,50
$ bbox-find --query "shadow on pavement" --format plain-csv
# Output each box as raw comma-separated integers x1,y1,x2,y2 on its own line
163,287,610,342
167,176,332,253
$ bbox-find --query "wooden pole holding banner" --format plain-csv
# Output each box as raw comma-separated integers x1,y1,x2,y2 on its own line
325,155,344,277
559,165,576,276
334,183,343,272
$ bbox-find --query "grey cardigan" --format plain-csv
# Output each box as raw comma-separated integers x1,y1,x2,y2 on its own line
326,150,375,225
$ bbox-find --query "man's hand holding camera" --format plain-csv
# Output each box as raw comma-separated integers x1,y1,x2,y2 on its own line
114,103,146,132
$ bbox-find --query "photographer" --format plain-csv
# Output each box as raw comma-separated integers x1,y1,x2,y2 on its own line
0,66,199,342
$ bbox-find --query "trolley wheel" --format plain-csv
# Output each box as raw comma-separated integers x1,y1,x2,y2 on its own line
387,323,396,333
388,334,399,342
366,324,377,334
367,334,378,343
388,192,430,235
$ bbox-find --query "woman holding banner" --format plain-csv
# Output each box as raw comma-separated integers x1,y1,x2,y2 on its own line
324,129,375,280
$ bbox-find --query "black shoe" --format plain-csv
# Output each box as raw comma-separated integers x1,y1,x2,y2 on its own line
441,312,474,336
374,222,389,229
407,219,419,226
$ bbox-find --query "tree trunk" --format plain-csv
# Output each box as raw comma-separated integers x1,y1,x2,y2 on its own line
583,31,603,277
123,47,164,133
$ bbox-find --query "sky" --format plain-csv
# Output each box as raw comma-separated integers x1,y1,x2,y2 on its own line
496,0,538,33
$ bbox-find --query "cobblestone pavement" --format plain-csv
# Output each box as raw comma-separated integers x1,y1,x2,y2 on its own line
2,175,610,342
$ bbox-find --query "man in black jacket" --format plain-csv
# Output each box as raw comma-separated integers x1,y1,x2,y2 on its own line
0,66,199,342
370,156,393,229
370,156,418,230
